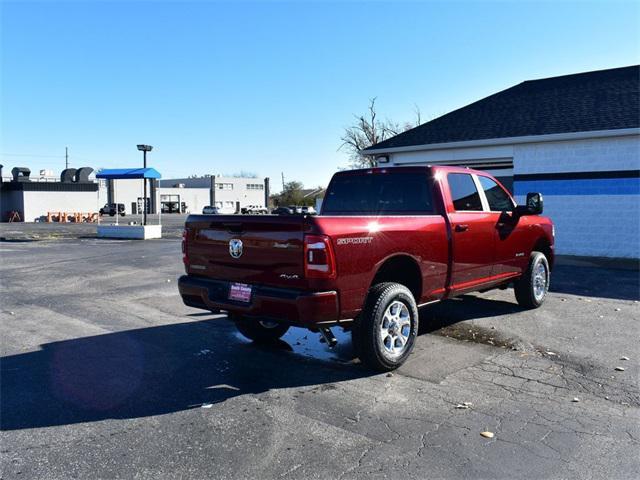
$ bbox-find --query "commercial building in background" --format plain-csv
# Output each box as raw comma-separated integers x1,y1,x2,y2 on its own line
160,175,269,214
362,65,640,258
0,165,99,222
103,174,269,215
0,165,269,221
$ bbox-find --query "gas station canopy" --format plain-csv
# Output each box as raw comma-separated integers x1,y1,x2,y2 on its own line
96,167,163,239
96,168,162,180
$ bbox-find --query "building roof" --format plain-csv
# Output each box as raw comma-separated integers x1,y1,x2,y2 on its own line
96,168,162,179
363,65,640,152
301,187,326,199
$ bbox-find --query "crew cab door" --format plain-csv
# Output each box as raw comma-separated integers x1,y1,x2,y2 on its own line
444,172,495,291
476,174,527,277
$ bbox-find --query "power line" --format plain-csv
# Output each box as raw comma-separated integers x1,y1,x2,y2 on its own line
0,153,65,158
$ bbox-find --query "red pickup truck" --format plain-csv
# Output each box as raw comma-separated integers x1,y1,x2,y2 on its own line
179,166,554,371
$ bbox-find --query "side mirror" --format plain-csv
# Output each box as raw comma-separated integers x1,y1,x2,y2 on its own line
516,192,543,216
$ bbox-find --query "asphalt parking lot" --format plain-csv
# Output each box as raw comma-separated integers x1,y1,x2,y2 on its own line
1,235,638,479
0,214,188,241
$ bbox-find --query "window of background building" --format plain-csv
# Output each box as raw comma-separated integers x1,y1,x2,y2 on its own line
217,183,233,190
246,184,264,190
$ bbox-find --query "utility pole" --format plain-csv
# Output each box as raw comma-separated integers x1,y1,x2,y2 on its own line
65,147,69,169
281,172,285,191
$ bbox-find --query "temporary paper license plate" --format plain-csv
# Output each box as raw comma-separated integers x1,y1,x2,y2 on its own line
228,282,252,303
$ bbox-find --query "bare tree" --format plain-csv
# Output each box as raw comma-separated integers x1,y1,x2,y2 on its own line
339,98,422,168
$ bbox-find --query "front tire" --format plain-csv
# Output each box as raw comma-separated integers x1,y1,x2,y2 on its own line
233,315,289,343
352,282,419,372
514,251,550,308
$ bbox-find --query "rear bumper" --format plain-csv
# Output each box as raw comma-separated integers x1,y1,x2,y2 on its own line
178,275,340,326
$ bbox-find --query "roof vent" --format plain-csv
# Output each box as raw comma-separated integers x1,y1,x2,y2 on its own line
12,167,31,182
75,167,93,183
61,168,77,183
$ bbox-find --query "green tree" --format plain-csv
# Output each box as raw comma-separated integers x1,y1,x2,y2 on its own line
274,181,305,206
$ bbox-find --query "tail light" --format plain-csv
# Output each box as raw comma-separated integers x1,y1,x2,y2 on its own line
182,229,189,271
304,234,336,279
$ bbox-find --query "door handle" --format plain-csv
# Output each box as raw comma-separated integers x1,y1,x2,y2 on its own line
455,224,469,232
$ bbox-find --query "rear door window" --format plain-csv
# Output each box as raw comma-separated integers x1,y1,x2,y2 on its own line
322,172,433,215
478,175,514,212
448,173,483,211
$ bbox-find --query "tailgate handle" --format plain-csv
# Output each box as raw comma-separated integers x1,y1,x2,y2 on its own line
221,222,243,233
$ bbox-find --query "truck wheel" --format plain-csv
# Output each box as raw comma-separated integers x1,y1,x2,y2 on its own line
353,282,419,372
233,316,289,343
514,251,550,308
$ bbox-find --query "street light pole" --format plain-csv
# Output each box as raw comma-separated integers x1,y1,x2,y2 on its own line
143,149,147,226
137,144,153,226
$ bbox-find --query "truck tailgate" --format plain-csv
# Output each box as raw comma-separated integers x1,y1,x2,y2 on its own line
184,215,308,289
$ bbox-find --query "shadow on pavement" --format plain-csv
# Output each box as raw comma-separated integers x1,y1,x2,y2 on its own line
3,264,634,431
2,290,527,432
0,319,369,431
419,295,523,334
549,264,639,301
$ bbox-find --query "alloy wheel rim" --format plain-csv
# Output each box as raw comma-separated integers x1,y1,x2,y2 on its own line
533,262,548,301
380,300,411,357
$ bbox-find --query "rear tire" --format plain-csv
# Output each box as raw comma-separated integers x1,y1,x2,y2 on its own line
233,315,289,342
514,251,550,308
352,282,419,372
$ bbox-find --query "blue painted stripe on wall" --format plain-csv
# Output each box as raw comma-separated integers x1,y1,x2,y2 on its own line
514,178,640,196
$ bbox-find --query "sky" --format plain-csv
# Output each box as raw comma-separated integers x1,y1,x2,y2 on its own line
1,0,639,192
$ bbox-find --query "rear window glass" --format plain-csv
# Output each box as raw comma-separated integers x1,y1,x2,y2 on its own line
322,172,433,215
448,173,483,211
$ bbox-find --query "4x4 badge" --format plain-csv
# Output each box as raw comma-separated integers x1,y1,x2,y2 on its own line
229,239,243,258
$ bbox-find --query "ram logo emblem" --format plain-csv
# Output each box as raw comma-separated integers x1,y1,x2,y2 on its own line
229,239,243,259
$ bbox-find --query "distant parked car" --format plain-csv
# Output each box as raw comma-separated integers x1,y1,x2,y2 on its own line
272,205,316,215
99,203,125,216
202,206,219,215
271,206,294,215
241,205,268,215
202,205,236,215
301,206,317,215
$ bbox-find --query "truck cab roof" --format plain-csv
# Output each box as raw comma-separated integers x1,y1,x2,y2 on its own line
333,165,491,177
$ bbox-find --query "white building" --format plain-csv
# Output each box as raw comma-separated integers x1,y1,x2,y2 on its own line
362,66,639,259
0,166,99,222
160,175,269,213
103,174,269,215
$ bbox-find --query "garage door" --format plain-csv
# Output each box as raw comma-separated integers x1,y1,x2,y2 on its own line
401,158,514,192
